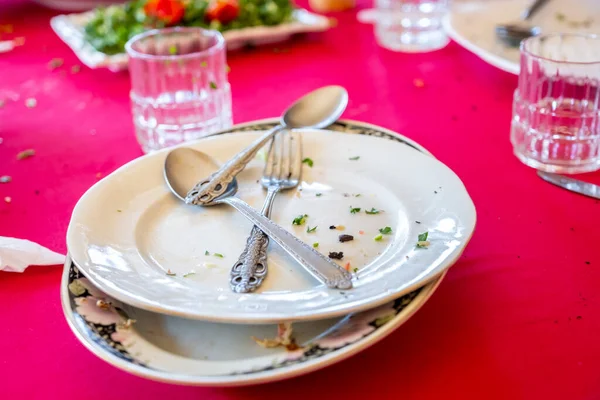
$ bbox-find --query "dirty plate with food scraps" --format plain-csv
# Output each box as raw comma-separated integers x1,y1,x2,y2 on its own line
444,0,600,74
66,121,476,324
50,9,331,72
63,256,445,386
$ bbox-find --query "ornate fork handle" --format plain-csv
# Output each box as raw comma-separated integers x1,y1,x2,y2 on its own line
185,126,285,205
221,196,353,290
230,187,279,293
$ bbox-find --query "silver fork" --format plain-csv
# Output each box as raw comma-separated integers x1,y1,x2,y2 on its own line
230,130,301,293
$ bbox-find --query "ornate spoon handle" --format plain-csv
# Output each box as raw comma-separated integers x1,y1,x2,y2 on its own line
220,196,353,290
185,126,284,205
229,187,279,293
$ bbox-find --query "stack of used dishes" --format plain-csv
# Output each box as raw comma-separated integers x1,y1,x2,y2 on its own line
63,106,476,385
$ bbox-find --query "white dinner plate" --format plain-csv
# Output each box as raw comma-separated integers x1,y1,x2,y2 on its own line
444,0,600,75
66,119,476,324
62,255,445,386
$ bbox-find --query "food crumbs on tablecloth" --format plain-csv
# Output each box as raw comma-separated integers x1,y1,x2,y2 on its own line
434,190,438,194
213,253,224,258
365,207,380,215
95,172,102,179
344,262,351,271
17,149,35,160
374,234,383,241
96,299,111,310
0,176,11,183
70,65,81,74
302,157,313,167
316,193,322,197
413,78,425,88
336,225,345,231
205,250,210,256
47,58,64,70
416,232,430,248
292,214,308,225
203,262,217,268
328,251,344,260
555,12,566,21
329,225,336,230
576,315,582,320
307,225,317,233
0,24,13,33
312,242,319,248
358,230,364,235
209,81,218,90
225,65,231,73
339,234,354,243
200,61,208,67
343,193,350,197
354,193,361,197
349,156,360,161
350,206,361,214
183,272,196,278
116,209,122,212
166,269,176,276
585,261,591,265
4,196,11,203
25,98,37,108
353,267,358,273
168,45,177,55
415,220,421,224
13,37,25,46
34,190,40,195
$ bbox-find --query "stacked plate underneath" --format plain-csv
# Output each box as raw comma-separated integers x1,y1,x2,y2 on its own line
62,119,476,386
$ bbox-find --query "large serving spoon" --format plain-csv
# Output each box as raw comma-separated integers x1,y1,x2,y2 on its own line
165,148,354,290
184,86,348,206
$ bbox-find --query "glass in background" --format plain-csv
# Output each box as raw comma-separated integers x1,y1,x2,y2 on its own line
511,34,600,174
373,0,449,53
126,28,232,153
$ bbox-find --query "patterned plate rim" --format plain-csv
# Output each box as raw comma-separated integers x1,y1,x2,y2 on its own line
62,118,445,386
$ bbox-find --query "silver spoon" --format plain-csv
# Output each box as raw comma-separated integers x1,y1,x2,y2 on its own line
164,148,354,290
184,85,348,206
495,0,550,46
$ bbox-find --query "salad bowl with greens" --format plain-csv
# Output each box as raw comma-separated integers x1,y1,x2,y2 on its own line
50,0,331,71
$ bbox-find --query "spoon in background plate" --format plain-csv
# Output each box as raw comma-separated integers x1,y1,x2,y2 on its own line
183,86,348,207
495,0,550,46
164,148,354,290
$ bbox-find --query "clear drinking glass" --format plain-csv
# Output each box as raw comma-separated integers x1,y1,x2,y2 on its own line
374,0,449,53
126,28,232,153
511,34,600,174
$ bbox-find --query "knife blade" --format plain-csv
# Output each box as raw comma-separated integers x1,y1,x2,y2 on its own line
537,171,600,200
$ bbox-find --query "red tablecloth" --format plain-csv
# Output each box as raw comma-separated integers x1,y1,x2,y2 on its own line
1,0,599,398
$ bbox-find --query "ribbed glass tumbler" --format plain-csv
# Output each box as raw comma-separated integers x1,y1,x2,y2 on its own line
126,28,232,153
511,34,600,174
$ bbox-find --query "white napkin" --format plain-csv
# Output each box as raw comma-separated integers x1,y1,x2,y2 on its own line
0,237,65,272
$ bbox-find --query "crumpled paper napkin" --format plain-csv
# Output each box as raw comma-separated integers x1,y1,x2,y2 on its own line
0,237,65,272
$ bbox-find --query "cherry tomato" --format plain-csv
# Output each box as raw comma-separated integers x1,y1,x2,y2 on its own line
205,0,240,24
144,0,185,25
